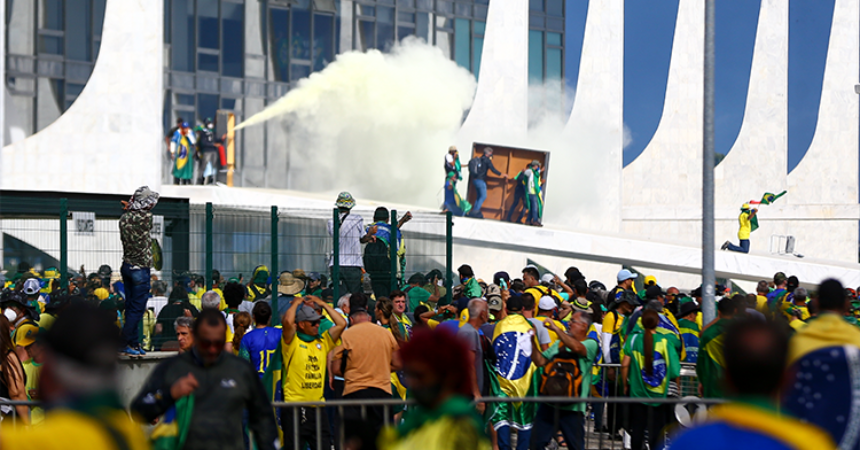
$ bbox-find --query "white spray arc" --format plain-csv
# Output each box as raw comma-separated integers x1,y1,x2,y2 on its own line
236,37,477,207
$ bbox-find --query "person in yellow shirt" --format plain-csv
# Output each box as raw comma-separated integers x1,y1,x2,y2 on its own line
722,203,757,253
0,305,150,450
754,280,770,313
281,295,347,449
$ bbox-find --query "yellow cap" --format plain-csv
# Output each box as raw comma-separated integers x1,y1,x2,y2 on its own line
644,275,657,287
14,323,39,348
94,288,110,301
742,203,751,210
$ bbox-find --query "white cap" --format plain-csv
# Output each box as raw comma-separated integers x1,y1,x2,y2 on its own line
538,296,556,311
23,278,41,296
540,273,555,284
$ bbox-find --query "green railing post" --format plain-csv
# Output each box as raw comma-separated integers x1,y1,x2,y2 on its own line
205,202,213,291
390,210,398,293
59,198,68,289
332,208,341,303
446,211,453,306
271,205,279,326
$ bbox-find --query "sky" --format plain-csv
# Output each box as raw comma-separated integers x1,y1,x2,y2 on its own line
564,0,837,171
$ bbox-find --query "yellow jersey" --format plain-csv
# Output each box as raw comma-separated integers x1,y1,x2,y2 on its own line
282,331,336,402
23,360,43,425
0,409,149,450
738,212,751,240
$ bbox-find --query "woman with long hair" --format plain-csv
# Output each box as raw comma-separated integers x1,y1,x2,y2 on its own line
621,309,680,450
0,315,28,423
231,312,252,355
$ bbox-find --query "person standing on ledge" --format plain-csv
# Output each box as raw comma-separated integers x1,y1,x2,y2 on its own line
722,203,757,253
467,146,506,219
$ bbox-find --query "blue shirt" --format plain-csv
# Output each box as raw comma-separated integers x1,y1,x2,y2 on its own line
367,222,402,249
239,327,281,377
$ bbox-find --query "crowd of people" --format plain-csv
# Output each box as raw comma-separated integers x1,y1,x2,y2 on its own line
2,187,859,450
165,117,227,186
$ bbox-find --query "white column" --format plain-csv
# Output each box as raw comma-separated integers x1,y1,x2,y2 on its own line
1,0,164,194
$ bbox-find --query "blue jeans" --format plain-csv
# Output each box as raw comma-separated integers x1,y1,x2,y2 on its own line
726,239,750,253
120,262,151,348
527,194,539,224
530,406,584,450
472,178,488,216
497,425,531,450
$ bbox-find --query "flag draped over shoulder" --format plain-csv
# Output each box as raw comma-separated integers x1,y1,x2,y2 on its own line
151,395,195,450
489,314,538,430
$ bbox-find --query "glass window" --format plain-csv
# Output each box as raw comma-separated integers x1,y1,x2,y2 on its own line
436,31,452,58
453,18,470,70
546,0,563,16
198,0,219,49
359,5,375,16
416,12,430,41
176,93,196,105
94,0,107,36
172,0,195,72
222,3,244,77
313,14,334,71
66,0,91,61
472,36,483,77
291,64,311,80
269,8,290,82
435,16,453,30
357,21,375,51
198,53,219,72
39,36,64,55
292,7,312,60
546,47,562,80
528,30,543,83
40,0,63,30
376,7,395,50
474,20,485,35
221,97,237,109
397,26,414,41
197,93,219,122
398,12,415,24
547,32,561,46
66,83,86,97
529,0,543,12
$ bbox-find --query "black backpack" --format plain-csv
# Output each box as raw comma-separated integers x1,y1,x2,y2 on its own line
468,157,482,177
363,238,390,273
539,350,583,398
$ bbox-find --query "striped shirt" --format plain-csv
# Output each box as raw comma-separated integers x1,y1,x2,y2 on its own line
328,213,365,267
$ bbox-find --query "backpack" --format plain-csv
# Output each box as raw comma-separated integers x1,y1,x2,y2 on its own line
539,350,583,397
363,238,391,273
468,158,482,177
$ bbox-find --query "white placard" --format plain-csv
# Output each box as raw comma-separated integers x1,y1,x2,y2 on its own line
72,211,95,236
151,215,164,242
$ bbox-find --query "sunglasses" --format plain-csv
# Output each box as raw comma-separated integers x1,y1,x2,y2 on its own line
308,320,321,326
198,338,225,349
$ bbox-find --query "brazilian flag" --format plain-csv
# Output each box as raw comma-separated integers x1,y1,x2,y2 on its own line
488,314,539,431
151,396,195,450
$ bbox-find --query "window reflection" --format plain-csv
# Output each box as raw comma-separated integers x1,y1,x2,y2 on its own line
222,3,244,77
292,8,312,60
313,14,334,71
197,0,219,49
269,8,290,82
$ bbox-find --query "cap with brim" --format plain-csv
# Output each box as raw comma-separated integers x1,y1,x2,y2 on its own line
540,274,555,285
292,269,308,281
645,285,665,300
335,192,355,209
507,294,524,311
487,296,502,311
278,272,303,296
571,298,590,312
538,296,556,311
296,304,323,322
774,272,787,284
679,301,700,318
127,186,160,211
23,278,41,296
14,322,38,348
617,269,637,282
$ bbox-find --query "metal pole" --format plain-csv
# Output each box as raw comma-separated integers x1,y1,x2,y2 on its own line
390,210,398,293
271,205,279,326
205,202,213,291
702,0,716,324
445,211,453,306
59,198,68,289
332,208,341,303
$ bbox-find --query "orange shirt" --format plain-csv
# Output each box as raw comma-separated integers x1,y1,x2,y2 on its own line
333,322,399,396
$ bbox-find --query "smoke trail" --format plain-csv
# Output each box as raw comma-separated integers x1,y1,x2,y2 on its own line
236,38,477,206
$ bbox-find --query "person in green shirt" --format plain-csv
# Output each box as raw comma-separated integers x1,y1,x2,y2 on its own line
458,265,483,299
406,273,433,312
621,309,681,450
697,295,740,399
528,311,598,450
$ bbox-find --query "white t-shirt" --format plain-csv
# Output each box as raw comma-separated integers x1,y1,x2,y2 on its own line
327,213,365,268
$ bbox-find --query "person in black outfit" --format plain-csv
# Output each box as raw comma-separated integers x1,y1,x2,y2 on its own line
197,117,225,185
467,146,506,218
132,309,278,450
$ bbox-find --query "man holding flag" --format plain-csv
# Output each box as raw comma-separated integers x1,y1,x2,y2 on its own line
721,191,786,253
490,294,538,450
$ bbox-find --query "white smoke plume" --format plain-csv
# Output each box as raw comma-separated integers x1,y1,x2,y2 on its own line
236,37,477,206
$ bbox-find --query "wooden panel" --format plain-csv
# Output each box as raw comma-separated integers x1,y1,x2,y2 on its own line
466,142,550,222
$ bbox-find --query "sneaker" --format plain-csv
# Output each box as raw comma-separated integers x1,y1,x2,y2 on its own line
136,346,147,356
721,241,730,250
121,346,141,357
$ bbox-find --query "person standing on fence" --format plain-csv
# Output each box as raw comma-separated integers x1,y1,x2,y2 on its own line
328,192,375,295
529,311,598,450
670,319,835,450
621,309,680,450
118,186,159,357
0,304,149,449
132,308,278,450
246,265,271,302
365,207,412,300
331,301,401,450
280,295,347,450
378,328,491,450
697,295,740,399
782,278,860,448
